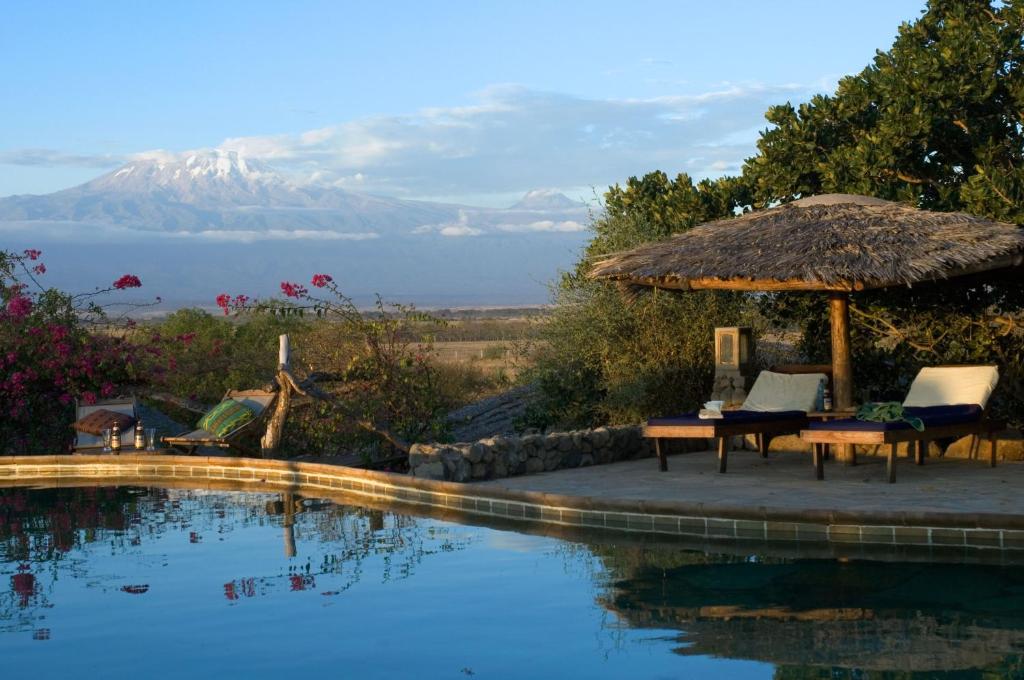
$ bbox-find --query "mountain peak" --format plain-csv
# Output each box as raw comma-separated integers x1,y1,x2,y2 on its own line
79,149,291,206
510,189,585,211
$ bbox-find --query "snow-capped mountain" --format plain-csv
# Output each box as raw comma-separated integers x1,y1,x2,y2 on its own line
0,151,589,237
0,150,466,233
510,189,586,211
0,152,594,306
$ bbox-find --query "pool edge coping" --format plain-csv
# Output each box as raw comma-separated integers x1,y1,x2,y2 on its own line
2,454,1023,553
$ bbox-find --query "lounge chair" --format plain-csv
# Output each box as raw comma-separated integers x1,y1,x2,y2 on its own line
800,365,1003,483
71,397,139,452
645,369,828,473
162,389,277,456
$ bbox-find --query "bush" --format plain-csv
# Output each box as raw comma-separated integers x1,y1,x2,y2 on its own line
0,249,147,454
522,281,757,430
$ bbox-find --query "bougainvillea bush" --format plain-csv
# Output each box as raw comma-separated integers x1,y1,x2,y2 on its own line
221,275,451,456
0,249,146,454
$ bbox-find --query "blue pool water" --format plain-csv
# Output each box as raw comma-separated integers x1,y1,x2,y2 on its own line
2,486,1024,679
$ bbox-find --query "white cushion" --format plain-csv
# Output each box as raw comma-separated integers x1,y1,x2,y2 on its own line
740,371,828,413
902,366,999,408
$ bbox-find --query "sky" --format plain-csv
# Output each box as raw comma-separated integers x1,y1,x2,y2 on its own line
0,0,929,206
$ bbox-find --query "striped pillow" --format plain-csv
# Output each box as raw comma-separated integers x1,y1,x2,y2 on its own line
197,399,256,437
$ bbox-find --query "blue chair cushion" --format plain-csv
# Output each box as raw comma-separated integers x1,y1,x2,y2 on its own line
648,410,806,427
807,404,983,432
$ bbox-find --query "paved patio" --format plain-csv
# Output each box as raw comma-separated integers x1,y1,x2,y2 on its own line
480,449,1024,518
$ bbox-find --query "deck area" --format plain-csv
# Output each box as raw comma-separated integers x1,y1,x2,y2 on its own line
480,449,1024,519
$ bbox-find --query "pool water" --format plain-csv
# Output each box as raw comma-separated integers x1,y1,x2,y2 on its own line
2,486,1024,679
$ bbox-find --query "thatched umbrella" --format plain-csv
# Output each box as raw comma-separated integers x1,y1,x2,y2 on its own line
589,193,1024,424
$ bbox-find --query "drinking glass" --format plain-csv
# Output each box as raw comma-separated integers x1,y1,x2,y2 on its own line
102,428,113,453
145,428,158,452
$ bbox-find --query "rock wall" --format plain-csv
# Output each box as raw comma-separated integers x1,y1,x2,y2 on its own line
409,425,651,482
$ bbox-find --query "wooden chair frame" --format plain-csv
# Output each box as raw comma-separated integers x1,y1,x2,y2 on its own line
645,365,829,474
800,418,1003,483
647,415,810,474
162,389,278,456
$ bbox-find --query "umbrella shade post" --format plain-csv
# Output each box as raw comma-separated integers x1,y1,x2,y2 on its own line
829,292,856,464
828,293,854,409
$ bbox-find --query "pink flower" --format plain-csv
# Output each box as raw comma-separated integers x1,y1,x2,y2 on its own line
58,393,72,406
215,293,231,315
31,263,46,275
232,294,249,307
311,273,333,288
81,391,97,405
22,249,41,261
112,274,142,290
6,295,32,320
280,281,308,298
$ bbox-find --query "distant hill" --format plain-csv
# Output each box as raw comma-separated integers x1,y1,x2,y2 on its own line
0,151,590,237
510,189,586,211
0,150,594,307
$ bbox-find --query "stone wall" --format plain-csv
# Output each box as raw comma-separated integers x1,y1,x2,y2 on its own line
409,425,652,482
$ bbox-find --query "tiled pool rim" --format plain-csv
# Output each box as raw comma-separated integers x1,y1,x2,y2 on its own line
3,454,1024,556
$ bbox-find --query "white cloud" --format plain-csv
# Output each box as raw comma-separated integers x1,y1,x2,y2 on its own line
0,220,378,243
497,220,585,233
3,82,815,201
438,225,483,237
211,82,809,198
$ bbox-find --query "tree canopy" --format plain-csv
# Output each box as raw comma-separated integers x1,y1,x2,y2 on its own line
532,0,1024,429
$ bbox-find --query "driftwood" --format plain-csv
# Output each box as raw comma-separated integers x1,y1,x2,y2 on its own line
281,369,411,453
259,334,411,457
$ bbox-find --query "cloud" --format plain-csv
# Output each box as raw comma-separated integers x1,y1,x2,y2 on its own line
212,82,810,197
3,82,815,200
497,220,585,233
0,148,126,168
438,225,483,237
0,220,377,243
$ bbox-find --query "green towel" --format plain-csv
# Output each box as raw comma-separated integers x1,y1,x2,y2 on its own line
855,401,924,432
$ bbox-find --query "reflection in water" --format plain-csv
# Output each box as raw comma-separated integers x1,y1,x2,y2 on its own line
0,486,473,631
3,485,1024,678
595,547,1024,676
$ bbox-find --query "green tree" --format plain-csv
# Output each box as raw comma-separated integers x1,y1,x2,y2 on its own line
747,0,1024,218
539,0,1024,427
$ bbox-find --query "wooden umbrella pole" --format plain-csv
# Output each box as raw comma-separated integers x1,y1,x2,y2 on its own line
829,293,853,409
829,293,856,464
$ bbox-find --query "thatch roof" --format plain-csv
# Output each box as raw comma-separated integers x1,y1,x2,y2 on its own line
589,194,1024,292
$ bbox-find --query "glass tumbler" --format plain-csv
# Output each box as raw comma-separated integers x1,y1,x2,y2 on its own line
145,428,158,452
102,428,113,453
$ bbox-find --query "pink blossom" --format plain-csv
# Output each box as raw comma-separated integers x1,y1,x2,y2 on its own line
31,263,46,275
6,295,32,320
311,273,333,288
22,249,41,261
81,391,97,405
58,393,72,406
280,281,308,298
112,274,142,290
232,294,249,307
215,293,231,315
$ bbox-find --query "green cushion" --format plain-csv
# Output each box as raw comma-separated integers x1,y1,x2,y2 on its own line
197,399,256,438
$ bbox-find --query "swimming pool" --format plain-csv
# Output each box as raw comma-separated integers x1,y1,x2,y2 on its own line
2,485,1023,678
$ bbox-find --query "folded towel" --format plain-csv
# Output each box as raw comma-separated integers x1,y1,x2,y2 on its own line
856,401,924,431
698,408,724,419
